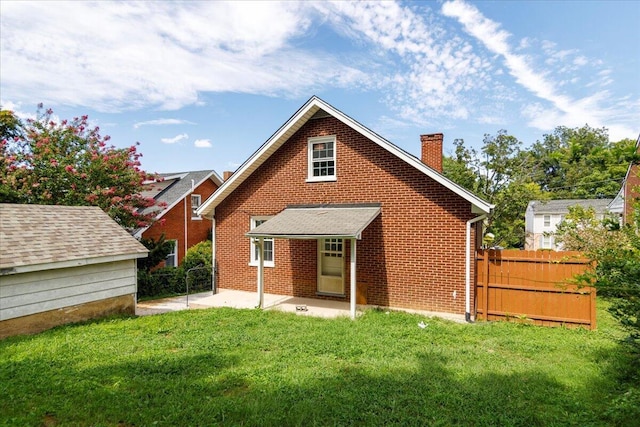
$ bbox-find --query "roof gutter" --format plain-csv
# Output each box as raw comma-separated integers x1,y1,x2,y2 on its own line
466,214,487,322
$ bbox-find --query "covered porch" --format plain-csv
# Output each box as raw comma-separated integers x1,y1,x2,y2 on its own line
246,204,381,320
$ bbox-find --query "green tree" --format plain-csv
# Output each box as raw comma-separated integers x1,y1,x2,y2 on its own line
443,138,481,194
555,204,640,351
527,125,635,198
443,130,546,248
138,234,175,272
0,105,160,230
0,109,23,140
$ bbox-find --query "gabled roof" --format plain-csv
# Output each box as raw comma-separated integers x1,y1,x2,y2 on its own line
609,133,640,216
0,204,148,275
527,199,614,215
134,170,222,238
198,96,492,218
609,189,624,213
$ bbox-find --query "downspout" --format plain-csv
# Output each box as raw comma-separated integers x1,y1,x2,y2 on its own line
184,196,188,262
350,238,357,320
211,214,216,294
184,179,195,260
257,237,264,308
466,214,487,322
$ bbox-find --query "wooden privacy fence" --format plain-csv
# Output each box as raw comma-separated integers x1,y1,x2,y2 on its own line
475,249,596,329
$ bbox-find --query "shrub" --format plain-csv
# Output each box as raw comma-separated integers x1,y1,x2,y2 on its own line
181,240,212,271
137,240,212,299
137,267,185,299
182,240,212,293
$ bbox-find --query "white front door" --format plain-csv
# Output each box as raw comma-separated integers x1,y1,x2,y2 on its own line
317,238,344,295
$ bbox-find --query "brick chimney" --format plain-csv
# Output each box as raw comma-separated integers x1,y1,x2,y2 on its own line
420,133,443,173
222,170,233,181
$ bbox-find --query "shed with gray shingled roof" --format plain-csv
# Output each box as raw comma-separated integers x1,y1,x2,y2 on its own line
0,204,148,338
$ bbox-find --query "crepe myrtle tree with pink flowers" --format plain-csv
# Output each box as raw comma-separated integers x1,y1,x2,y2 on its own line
0,105,163,231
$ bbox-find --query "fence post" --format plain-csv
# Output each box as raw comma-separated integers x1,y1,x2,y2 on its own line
482,249,491,322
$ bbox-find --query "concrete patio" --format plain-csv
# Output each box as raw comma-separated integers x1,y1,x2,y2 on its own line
136,288,359,319
136,288,466,322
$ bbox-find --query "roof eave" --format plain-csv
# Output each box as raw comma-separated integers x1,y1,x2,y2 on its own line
151,170,221,224
197,96,493,216
0,252,148,276
245,233,360,240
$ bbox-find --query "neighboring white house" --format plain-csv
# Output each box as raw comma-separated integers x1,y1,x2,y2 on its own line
525,199,614,251
0,204,148,338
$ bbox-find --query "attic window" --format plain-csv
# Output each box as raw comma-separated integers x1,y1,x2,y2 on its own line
191,194,202,219
307,136,337,182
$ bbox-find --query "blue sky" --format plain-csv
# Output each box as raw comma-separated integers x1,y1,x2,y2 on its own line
1,1,638,175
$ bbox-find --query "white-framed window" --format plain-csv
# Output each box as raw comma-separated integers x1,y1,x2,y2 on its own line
191,194,202,219
543,215,551,227
540,235,553,249
249,217,274,267
307,135,336,182
165,240,178,267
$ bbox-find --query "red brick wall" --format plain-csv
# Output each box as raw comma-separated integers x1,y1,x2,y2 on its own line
624,144,640,224
420,133,443,173
215,117,479,315
143,178,218,264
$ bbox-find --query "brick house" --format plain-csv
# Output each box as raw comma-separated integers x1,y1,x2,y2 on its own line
197,97,492,320
609,134,640,224
525,198,613,251
134,170,221,266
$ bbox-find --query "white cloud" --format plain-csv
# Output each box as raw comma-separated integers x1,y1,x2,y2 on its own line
477,115,504,125
0,1,493,124
1,0,636,143
573,56,588,66
161,133,189,144
320,1,492,124
134,119,195,129
442,0,638,139
194,139,212,148
0,2,366,112
0,100,33,121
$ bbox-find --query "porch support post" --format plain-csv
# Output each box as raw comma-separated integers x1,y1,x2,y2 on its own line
350,238,356,320
257,237,264,309
466,214,487,322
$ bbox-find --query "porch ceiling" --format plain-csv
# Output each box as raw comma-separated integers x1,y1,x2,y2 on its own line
245,203,381,239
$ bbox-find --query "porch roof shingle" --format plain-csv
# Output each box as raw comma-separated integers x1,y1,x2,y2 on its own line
246,204,381,239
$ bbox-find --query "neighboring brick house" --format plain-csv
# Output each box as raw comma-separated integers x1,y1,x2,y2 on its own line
134,170,222,266
609,134,640,224
524,198,613,251
197,97,492,320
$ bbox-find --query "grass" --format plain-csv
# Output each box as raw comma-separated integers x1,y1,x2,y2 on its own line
1,300,638,427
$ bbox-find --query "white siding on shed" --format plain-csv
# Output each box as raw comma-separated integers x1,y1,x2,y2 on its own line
0,260,137,321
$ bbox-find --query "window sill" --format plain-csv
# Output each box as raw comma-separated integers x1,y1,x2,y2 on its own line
248,262,275,268
306,176,337,183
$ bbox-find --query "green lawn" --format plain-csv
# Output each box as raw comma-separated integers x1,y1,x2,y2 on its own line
1,301,637,426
